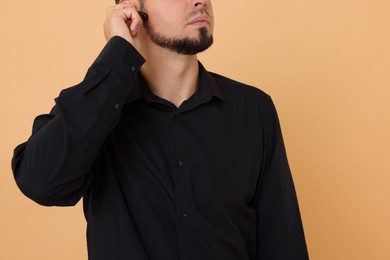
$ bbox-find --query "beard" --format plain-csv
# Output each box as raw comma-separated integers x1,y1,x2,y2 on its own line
143,24,214,55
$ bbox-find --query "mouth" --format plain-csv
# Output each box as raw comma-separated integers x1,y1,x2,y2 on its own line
188,15,210,26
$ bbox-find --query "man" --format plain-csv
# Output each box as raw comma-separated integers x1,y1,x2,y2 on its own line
12,0,309,259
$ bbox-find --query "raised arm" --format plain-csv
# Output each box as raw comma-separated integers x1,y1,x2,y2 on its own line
12,1,149,206
12,36,145,206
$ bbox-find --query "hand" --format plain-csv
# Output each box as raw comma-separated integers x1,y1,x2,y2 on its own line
103,0,144,50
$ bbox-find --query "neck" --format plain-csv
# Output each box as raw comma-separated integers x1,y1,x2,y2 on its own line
139,39,199,108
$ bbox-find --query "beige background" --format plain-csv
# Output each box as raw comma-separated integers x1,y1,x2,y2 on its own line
1,0,389,259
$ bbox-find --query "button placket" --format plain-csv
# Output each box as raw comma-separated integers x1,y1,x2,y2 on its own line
170,113,192,222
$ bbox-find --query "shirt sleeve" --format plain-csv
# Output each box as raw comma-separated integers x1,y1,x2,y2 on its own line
255,95,309,259
11,36,145,207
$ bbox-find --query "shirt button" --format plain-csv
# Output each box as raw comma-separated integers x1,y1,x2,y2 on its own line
179,211,188,218
114,103,120,109
130,65,136,72
177,160,184,167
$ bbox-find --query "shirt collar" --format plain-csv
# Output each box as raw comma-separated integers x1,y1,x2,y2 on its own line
125,61,227,105
196,62,227,102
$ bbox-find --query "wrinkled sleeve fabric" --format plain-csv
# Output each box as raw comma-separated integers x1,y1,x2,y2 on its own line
255,95,309,259
12,36,145,207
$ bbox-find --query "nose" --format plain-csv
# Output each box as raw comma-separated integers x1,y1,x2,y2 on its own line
194,0,208,8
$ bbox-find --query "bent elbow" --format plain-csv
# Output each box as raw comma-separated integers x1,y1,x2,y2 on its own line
12,144,88,207
13,168,84,207
15,176,79,206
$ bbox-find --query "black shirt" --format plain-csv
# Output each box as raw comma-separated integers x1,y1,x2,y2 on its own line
12,36,309,260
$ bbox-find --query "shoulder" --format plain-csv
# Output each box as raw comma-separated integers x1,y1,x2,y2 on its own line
208,71,280,131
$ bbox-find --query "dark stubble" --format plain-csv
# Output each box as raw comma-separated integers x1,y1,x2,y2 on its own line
144,26,213,55
142,9,214,55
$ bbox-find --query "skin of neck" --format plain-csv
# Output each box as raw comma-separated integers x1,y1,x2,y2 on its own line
138,32,200,109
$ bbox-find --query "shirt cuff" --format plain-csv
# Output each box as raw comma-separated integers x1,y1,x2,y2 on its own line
93,36,146,84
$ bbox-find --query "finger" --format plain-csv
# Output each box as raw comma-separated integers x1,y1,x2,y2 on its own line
111,7,142,33
106,2,130,12
114,2,135,11
117,0,137,10
117,5,143,36
129,13,143,35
